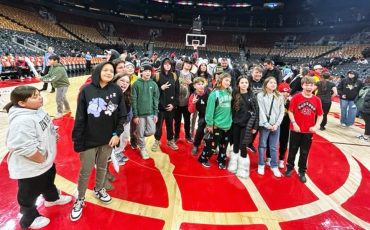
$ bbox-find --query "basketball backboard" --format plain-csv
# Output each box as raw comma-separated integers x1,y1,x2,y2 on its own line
186,33,207,49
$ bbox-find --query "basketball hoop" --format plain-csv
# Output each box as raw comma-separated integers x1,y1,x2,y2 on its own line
192,44,199,50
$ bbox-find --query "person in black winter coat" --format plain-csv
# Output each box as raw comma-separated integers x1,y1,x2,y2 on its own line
151,57,180,151
228,76,259,178
357,89,370,141
337,70,364,127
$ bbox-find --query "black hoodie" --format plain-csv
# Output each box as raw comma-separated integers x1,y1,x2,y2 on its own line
72,62,127,152
337,72,364,101
155,58,180,111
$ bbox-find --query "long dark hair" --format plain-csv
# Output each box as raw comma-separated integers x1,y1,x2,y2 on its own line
113,73,131,107
232,75,252,111
4,86,39,112
320,72,330,92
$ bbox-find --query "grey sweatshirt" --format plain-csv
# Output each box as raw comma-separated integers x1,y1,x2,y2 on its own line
6,107,57,179
257,92,285,129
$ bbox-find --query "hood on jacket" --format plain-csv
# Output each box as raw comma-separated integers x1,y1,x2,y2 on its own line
347,70,359,81
91,61,115,87
160,57,172,74
105,49,120,62
8,107,39,124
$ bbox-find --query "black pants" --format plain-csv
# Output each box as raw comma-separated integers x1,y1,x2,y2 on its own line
17,164,59,228
321,102,332,128
198,128,230,164
155,110,175,141
193,116,206,147
232,123,248,158
130,120,138,146
86,60,91,73
266,116,290,160
363,113,370,135
286,131,313,173
250,131,258,147
174,105,191,139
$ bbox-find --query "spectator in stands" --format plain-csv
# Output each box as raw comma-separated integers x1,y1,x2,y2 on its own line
36,55,70,119
337,70,364,127
316,72,338,130
39,47,56,93
220,57,237,89
85,51,92,73
16,57,30,79
262,59,282,84
290,66,309,95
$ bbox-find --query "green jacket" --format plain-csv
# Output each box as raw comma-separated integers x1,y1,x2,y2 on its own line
131,78,159,117
42,63,69,88
205,89,232,130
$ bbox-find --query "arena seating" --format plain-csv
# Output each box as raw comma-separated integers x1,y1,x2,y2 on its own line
0,4,74,39
61,23,109,44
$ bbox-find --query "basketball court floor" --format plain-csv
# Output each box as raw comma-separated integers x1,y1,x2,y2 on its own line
0,76,369,230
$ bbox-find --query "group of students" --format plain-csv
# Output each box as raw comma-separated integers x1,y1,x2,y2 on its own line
7,52,354,229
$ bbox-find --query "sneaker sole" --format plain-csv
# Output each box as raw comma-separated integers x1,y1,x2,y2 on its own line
93,194,112,204
70,212,83,222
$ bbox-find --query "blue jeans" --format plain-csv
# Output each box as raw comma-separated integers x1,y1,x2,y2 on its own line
258,127,280,168
340,99,357,126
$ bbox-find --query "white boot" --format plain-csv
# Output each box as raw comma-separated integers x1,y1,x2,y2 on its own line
266,157,271,167
271,167,282,177
227,151,239,174
258,165,265,175
278,160,284,169
236,155,250,178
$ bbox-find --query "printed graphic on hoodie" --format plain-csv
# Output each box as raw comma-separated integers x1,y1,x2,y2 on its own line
87,95,118,117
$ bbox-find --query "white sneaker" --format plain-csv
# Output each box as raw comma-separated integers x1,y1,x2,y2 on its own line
70,198,85,221
44,195,72,207
29,216,50,229
54,113,63,119
278,160,284,169
140,149,150,160
266,158,271,167
258,165,265,175
93,187,112,204
271,167,282,177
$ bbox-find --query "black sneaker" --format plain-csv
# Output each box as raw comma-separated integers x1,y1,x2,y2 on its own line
70,198,85,221
247,145,257,153
299,173,307,183
50,89,55,93
218,162,226,170
284,169,293,177
93,187,112,204
198,157,210,167
131,143,138,149
319,127,326,131
186,136,193,143
191,146,198,155
201,161,211,167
